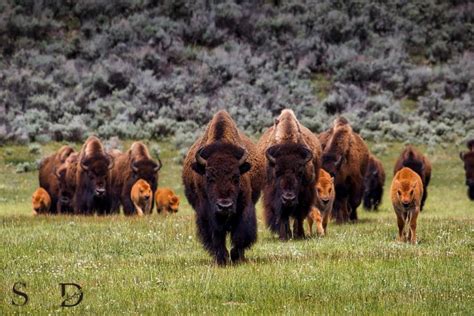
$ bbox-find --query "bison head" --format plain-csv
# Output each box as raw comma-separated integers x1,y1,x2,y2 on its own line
266,143,313,207
191,143,251,215
322,153,345,178
55,166,75,208
460,151,474,200
131,158,161,190
80,155,113,197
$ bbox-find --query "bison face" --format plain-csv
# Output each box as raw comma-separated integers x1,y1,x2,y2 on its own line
266,144,313,208
322,154,345,178
131,159,161,189
191,143,251,216
81,156,113,197
460,152,474,200
396,182,417,209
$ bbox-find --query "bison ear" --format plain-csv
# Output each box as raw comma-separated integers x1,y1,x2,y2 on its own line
265,145,278,166
460,152,465,161
191,162,206,175
239,162,251,175
154,158,162,172
299,146,313,164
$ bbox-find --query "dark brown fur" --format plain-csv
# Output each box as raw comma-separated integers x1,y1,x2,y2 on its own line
38,145,75,214
460,139,474,200
363,154,386,211
55,152,79,213
182,110,263,265
110,142,161,215
393,145,432,210
257,109,321,240
319,117,369,223
74,136,114,215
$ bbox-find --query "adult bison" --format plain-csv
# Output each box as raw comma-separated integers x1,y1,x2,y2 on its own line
74,136,114,215
55,152,79,214
319,117,369,223
460,140,474,200
39,145,75,214
363,154,386,211
110,142,161,215
394,145,431,211
182,110,264,265
257,109,321,240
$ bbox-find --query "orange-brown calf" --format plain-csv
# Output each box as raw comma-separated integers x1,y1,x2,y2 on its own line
391,167,423,244
155,188,180,214
307,169,335,236
130,179,152,216
32,188,51,215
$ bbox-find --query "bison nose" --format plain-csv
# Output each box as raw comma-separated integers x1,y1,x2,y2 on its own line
60,196,70,204
144,195,150,201
321,198,329,205
402,202,410,208
216,199,233,212
95,188,106,196
282,192,296,203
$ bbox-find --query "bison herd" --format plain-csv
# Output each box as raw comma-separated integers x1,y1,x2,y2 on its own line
32,109,473,265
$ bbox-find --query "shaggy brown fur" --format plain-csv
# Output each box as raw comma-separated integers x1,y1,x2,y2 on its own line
32,187,51,215
460,139,474,200
363,154,386,211
391,167,423,244
130,179,153,216
155,188,180,214
307,169,335,236
393,145,431,211
55,152,79,213
182,110,263,265
74,136,114,215
319,117,369,223
38,145,75,214
257,109,322,240
110,142,161,215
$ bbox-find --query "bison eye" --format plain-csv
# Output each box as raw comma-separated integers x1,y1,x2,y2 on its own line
397,190,401,196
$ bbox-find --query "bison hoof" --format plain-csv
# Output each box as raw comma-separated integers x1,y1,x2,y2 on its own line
230,248,245,263
215,251,229,266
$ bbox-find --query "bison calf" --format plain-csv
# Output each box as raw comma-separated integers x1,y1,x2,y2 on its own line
460,140,474,200
131,179,153,216
394,145,431,211
32,188,51,215
155,188,180,214
391,167,423,244
307,169,335,236
363,154,386,211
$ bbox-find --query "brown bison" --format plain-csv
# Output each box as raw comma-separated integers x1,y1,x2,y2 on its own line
74,136,114,215
307,169,335,236
155,188,180,214
363,154,386,211
258,109,321,240
319,117,369,223
460,139,474,200
39,145,75,214
32,187,51,215
131,179,153,216
393,145,431,211
55,152,79,214
110,142,161,215
391,167,423,244
182,110,264,265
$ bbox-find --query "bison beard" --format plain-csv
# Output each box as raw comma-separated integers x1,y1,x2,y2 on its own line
186,143,257,266
263,143,315,240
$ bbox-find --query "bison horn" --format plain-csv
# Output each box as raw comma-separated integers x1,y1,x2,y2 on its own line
301,146,313,163
237,148,248,166
131,161,139,173
265,147,277,165
80,159,89,171
460,151,465,161
154,158,162,172
335,156,343,167
195,148,207,167
107,154,114,170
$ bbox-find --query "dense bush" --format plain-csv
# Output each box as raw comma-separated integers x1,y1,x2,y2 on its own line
0,0,473,150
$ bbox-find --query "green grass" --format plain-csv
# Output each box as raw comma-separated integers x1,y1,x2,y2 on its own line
0,141,472,314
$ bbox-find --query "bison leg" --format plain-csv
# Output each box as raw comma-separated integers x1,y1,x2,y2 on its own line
121,195,136,216
322,210,330,235
293,217,305,239
196,212,229,266
279,216,291,241
213,231,229,266
409,209,419,244
396,213,405,242
230,205,257,263
307,215,314,235
420,189,428,211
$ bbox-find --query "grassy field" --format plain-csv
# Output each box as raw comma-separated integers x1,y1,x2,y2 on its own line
0,141,472,314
